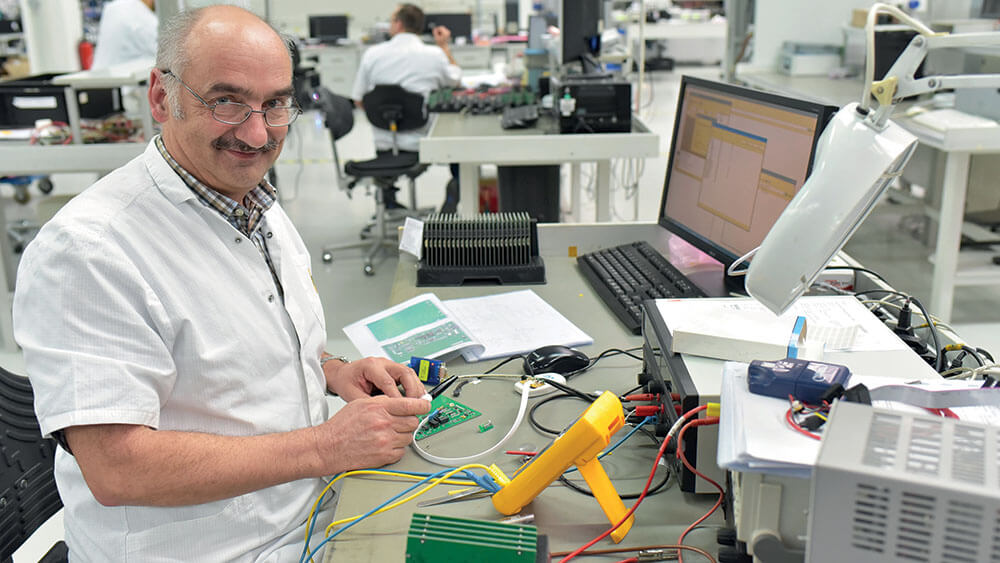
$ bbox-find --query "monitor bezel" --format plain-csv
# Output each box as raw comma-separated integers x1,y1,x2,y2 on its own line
657,75,838,271
423,13,474,41
308,14,349,42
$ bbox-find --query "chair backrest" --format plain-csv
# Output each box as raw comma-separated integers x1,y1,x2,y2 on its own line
362,85,428,133
0,367,63,561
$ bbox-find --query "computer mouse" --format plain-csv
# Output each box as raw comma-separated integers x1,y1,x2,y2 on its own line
523,345,590,375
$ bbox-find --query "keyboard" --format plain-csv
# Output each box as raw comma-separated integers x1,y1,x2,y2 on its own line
501,104,540,129
577,241,707,335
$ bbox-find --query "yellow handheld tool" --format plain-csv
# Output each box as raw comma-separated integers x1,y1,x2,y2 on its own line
491,390,635,543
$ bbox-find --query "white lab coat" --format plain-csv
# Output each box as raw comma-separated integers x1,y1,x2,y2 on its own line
352,32,461,152
91,0,158,70
12,139,333,562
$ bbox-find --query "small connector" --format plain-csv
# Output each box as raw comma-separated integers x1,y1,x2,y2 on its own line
637,548,675,561
801,414,826,431
634,405,663,417
486,464,511,488
706,402,721,418
624,393,660,402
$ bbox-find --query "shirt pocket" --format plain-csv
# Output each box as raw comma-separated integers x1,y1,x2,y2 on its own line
124,494,258,561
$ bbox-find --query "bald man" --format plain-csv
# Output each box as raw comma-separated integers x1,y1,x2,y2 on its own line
13,6,429,561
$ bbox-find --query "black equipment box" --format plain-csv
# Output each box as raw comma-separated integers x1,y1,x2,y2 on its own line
0,73,122,127
551,75,631,134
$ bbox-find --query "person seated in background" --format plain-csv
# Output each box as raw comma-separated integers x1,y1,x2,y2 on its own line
90,0,158,69
352,3,462,212
13,6,429,560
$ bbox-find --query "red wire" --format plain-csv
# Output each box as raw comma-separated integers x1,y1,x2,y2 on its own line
675,417,723,563
557,405,709,563
505,450,537,456
784,408,821,440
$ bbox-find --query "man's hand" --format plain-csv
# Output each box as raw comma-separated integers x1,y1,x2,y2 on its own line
432,25,452,48
325,356,425,401
314,395,431,470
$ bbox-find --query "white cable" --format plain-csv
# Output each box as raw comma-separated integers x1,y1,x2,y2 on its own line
861,3,937,111
411,378,532,467
726,246,758,277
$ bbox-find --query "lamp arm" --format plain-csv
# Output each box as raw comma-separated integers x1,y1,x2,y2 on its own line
868,30,1000,127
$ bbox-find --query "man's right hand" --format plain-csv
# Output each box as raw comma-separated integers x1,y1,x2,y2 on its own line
432,25,452,47
314,395,431,472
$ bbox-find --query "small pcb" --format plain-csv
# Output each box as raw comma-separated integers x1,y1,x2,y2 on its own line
416,396,482,441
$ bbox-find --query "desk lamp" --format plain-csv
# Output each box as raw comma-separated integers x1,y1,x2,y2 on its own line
745,3,1000,315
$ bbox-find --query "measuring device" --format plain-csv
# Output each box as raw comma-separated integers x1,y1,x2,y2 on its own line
490,391,635,543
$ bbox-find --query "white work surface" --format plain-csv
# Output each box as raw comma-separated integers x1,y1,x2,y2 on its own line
739,70,1000,322
418,113,660,222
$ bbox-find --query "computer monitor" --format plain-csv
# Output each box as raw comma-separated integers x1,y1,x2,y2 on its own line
308,14,348,42
982,0,1000,18
559,0,602,65
424,13,473,42
658,76,838,279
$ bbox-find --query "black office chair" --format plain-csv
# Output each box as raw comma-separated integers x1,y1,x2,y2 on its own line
0,367,67,563
321,85,431,276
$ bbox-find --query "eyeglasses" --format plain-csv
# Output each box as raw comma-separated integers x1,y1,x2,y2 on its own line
162,70,301,127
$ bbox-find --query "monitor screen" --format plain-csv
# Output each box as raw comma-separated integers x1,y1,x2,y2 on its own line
424,13,473,41
308,15,348,41
560,0,601,65
659,76,837,268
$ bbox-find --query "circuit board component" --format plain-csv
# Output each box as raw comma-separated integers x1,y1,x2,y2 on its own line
416,395,481,441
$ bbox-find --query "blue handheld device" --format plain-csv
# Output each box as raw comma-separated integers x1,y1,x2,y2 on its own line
747,358,850,404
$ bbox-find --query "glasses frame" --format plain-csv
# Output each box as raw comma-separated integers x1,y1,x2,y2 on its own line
161,69,301,127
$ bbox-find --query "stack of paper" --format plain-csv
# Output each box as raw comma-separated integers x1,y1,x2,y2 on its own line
717,363,1000,478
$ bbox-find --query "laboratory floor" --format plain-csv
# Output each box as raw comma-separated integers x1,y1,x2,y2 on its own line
9,65,1000,561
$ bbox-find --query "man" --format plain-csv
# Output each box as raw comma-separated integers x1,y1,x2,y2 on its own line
12,6,429,561
91,0,158,69
352,3,462,212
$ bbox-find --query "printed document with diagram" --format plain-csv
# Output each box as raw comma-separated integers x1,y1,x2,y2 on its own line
343,289,592,363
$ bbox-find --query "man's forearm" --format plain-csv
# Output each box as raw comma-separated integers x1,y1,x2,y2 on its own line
66,424,333,507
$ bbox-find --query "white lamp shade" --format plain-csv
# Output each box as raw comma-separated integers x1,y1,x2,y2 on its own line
746,103,919,315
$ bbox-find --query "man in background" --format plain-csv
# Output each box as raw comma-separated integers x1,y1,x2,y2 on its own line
91,0,157,69
352,3,462,212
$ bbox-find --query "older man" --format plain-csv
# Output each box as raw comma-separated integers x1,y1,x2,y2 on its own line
13,6,429,561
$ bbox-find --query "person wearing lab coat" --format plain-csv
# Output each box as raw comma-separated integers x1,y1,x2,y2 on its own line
91,0,158,69
13,6,429,561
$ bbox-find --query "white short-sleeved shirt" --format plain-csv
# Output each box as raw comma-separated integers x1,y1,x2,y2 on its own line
12,140,333,562
91,0,158,70
352,32,461,152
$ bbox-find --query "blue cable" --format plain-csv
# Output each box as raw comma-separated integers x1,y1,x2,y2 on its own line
299,467,486,563
562,416,656,475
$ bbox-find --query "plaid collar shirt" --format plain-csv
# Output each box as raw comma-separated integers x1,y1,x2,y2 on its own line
154,135,283,296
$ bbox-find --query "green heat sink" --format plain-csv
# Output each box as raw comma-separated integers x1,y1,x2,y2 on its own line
405,513,548,563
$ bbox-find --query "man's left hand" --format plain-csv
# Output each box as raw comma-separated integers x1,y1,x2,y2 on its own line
325,357,424,402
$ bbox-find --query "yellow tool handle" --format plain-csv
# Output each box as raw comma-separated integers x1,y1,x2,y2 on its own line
577,456,634,543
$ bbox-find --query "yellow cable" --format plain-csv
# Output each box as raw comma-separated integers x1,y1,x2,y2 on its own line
324,463,493,535
302,469,475,550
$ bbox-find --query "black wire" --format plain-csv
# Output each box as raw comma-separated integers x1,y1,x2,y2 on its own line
854,289,944,372
541,378,598,403
822,265,890,286
977,347,996,363
557,426,672,499
565,346,644,380
529,394,591,435
621,384,644,398
960,345,987,367
483,354,526,374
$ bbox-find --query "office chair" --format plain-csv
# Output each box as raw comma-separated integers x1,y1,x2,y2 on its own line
321,85,431,276
0,367,67,563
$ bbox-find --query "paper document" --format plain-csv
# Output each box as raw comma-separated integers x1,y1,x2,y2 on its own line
717,363,1000,478
343,289,592,363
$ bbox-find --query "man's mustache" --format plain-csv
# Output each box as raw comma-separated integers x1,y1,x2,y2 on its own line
212,135,279,153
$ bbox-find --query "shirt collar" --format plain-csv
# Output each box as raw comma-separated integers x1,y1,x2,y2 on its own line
153,135,276,229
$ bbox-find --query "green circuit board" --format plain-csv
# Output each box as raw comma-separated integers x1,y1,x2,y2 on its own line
416,395,482,441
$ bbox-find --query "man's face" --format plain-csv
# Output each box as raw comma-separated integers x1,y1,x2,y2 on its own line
155,24,293,201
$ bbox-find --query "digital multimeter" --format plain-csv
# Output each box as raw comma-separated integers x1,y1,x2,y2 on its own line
490,391,635,543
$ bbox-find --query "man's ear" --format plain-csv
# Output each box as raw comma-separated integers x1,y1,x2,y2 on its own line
148,69,171,123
